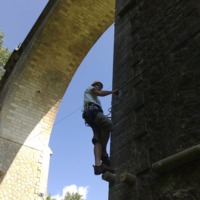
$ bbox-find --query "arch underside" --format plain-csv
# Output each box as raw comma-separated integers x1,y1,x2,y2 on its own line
1,0,115,145
0,0,115,199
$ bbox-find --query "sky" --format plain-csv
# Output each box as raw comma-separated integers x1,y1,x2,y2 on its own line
0,1,114,199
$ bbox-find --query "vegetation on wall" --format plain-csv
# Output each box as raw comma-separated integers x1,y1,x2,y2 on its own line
0,30,11,79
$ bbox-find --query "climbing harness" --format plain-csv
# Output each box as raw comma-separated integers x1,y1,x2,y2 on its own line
82,102,103,126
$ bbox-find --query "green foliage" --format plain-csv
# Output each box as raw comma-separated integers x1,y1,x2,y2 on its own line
64,192,83,200
46,196,51,200
46,195,56,200
0,30,11,79
46,192,83,200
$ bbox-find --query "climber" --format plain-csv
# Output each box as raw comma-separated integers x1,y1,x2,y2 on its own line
82,81,119,175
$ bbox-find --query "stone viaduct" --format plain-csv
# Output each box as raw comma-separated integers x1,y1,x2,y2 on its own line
0,0,114,199
1,0,200,199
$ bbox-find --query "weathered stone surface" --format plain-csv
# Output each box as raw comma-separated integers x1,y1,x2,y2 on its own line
110,0,200,199
0,0,115,199
1,0,200,199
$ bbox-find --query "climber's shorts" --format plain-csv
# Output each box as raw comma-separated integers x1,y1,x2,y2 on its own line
91,112,113,145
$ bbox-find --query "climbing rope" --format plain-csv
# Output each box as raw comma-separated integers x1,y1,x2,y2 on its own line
26,68,200,141
108,69,200,118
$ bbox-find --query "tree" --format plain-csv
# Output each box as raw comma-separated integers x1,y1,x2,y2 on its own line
46,192,83,200
46,195,56,200
64,192,83,200
0,30,11,79
46,196,56,200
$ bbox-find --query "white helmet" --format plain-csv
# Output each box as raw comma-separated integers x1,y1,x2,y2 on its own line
91,81,103,89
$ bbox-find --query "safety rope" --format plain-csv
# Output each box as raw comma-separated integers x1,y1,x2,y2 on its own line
108,69,200,118
27,69,200,141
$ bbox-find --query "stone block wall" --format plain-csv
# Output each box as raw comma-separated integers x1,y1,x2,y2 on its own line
110,0,200,199
0,138,51,200
0,0,115,199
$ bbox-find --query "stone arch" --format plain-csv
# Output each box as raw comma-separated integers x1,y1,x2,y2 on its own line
0,0,115,199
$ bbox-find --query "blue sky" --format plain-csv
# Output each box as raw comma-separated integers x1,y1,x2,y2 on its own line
0,1,114,199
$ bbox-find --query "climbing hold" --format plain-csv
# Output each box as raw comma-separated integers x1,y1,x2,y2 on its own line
152,144,200,173
102,171,116,183
120,172,136,185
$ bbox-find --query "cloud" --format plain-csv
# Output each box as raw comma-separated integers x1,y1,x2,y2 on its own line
51,184,88,200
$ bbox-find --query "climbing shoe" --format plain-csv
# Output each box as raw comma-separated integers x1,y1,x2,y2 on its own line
101,154,110,166
93,163,115,175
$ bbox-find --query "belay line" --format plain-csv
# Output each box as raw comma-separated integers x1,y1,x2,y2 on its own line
27,69,200,141
107,69,200,117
